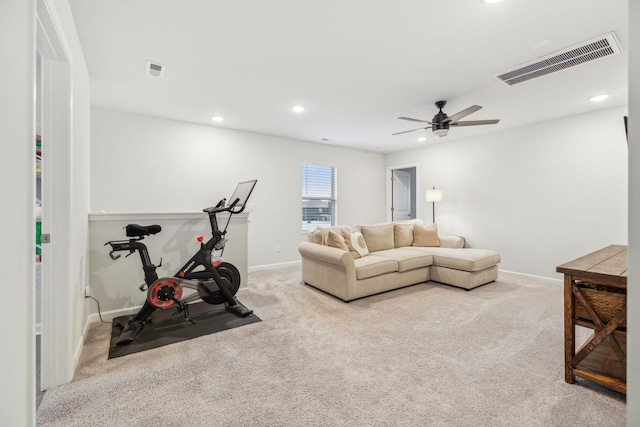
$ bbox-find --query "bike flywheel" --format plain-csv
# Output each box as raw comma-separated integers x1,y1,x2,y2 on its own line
200,262,241,305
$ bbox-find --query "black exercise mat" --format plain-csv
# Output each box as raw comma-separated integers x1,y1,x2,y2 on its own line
108,301,261,359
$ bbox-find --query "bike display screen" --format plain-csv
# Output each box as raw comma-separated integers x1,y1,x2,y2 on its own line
227,179,257,212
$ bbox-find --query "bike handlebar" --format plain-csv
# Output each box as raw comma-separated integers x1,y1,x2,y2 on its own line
202,197,242,215
105,238,141,260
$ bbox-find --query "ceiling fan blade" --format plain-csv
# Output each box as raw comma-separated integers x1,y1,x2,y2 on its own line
450,119,500,127
398,117,432,124
392,126,429,136
442,105,482,123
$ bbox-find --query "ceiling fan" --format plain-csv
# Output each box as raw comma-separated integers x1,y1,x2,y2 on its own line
393,100,500,137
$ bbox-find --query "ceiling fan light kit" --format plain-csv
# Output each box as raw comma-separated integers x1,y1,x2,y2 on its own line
432,127,449,137
393,100,500,138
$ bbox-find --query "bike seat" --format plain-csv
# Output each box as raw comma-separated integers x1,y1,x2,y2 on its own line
125,224,162,237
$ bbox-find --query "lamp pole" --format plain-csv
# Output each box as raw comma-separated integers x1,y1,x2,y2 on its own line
432,200,436,224
426,186,443,224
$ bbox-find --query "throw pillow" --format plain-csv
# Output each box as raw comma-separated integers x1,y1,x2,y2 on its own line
342,230,369,259
326,230,349,252
311,226,351,245
412,223,440,247
309,228,324,244
394,223,414,247
360,224,395,252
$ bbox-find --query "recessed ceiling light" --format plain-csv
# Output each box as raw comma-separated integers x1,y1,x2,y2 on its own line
292,105,305,113
589,94,610,103
417,136,427,142
211,115,224,122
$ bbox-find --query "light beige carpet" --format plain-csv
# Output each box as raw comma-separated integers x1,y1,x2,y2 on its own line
37,266,625,426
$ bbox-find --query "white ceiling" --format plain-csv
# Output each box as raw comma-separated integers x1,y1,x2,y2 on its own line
68,0,628,153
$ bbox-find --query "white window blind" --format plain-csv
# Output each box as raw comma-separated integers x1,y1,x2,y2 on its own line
302,163,336,233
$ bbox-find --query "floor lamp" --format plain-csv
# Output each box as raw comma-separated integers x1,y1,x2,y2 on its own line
426,186,443,224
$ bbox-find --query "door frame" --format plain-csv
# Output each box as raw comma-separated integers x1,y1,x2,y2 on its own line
37,0,74,389
386,164,419,222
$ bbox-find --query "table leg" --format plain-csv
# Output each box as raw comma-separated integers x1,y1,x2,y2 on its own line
564,275,575,384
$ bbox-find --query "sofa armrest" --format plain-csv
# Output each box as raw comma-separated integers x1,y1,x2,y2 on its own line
298,241,355,267
298,241,358,301
439,235,465,249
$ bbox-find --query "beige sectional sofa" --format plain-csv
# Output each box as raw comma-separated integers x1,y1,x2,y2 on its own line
297,220,500,301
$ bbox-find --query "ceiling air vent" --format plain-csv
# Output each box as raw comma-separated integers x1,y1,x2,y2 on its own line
494,32,621,86
145,61,165,78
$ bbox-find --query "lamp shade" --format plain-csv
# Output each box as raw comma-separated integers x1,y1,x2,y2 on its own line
426,188,443,202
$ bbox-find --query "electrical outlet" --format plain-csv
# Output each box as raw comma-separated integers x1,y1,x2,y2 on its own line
275,244,281,253
84,286,90,298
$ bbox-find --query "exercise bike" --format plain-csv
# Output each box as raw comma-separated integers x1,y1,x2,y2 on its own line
105,180,257,345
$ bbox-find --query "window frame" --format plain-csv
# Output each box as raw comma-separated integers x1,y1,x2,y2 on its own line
301,162,337,233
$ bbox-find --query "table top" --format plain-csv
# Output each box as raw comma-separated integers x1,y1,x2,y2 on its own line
556,245,627,287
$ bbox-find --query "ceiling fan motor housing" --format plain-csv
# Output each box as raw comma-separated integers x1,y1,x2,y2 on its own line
432,121,450,132
432,106,449,133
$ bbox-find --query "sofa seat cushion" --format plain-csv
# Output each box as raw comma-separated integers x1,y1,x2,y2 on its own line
408,247,500,272
373,248,433,272
354,255,398,280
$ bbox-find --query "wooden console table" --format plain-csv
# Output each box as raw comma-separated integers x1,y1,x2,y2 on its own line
556,245,627,394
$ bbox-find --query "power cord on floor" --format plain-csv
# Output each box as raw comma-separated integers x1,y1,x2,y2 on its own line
85,295,111,324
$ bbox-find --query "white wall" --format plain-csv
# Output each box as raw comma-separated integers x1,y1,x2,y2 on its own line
90,108,387,268
385,106,628,280
0,1,36,425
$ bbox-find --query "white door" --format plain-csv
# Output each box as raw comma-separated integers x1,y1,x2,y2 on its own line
392,170,411,221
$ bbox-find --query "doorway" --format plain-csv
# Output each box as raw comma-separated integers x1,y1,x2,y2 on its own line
35,49,44,407
391,167,417,221
37,0,76,392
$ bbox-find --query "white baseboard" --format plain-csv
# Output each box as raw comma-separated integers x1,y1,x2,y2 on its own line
248,260,301,273
73,314,93,372
498,269,562,284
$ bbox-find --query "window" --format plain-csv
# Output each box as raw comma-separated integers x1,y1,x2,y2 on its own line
302,163,336,233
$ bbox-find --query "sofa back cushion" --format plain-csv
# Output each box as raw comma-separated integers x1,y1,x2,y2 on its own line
439,235,465,248
360,223,395,252
412,223,441,247
394,223,414,247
